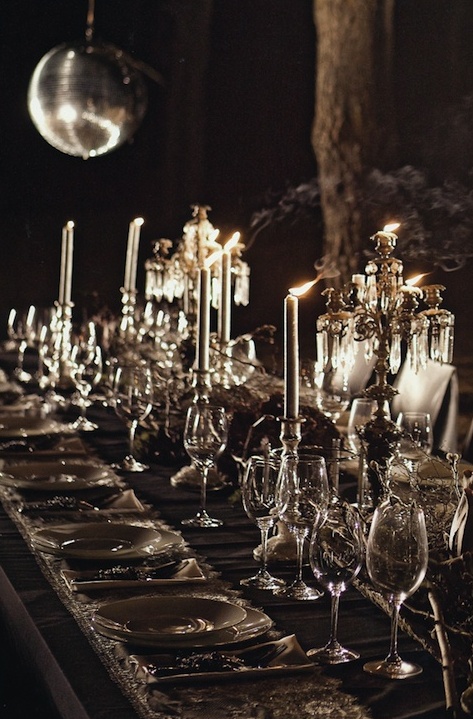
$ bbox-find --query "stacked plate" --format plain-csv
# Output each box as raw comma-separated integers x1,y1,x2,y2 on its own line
30,523,184,561
0,415,72,438
0,461,116,491
92,596,273,648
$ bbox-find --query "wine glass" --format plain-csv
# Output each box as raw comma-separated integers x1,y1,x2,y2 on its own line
182,403,228,528
113,364,154,472
7,306,37,382
276,453,330,600
69,342,103,431
240,455,286,590
316,370,350,423
396,411,433,485
347,398,376,453
363,497,429,679
307,500,363,663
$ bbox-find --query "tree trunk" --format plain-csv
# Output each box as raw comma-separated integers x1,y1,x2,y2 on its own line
312,0,397,281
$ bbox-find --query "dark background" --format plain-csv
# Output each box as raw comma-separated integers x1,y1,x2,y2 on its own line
1,0,473,359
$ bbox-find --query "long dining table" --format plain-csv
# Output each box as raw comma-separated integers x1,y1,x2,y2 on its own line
0,357,466,719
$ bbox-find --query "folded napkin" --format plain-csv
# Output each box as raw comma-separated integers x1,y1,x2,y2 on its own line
18,488,145,514
61,557,205,591
0,435,88,457
127,635,313,684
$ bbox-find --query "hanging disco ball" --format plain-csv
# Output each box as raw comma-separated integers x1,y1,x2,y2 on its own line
27,41,148,159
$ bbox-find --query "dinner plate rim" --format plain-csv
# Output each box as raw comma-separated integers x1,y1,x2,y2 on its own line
93,603,273,648
0,416,73,437
0,461,116,490
31,524,183,560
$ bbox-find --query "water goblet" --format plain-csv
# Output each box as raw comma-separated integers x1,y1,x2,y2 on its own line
69,342,103,431
396,411,433,486
240,455,286,590
276,453,330,600
307,500,363,663
113,364,154,472
182,403,228,528
363,497,429,679
316,370,350,423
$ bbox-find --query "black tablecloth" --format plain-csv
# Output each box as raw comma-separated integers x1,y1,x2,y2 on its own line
0,383,466,719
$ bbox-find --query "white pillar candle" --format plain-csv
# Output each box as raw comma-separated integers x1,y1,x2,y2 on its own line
59,225,67,304
284,291,299,419
196,267,211,371
129,217,144,292
219,248,232,343
64,221,74,305
124,221,135,291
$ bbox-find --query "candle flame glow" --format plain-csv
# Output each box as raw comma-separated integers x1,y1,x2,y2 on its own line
134,217,144,227
383,222,400,233
66,220,74,229
289,278,318,297
224,231,240,251
405,273,427,287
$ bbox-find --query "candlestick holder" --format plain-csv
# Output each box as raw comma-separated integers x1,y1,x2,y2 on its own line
119,288,137,339
54,300,74,388
316,225,454,504
170,368,225,490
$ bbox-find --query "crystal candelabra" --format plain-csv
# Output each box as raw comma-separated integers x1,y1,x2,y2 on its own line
144,204,250,341
315,224,454,503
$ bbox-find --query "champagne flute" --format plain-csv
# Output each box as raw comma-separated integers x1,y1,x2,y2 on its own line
240,455,286,590
113,364,154,472
276,453,330,600
182,403,228,528
363,497,429,679
396,411,433,485
69,342,103,431
307,500,363,663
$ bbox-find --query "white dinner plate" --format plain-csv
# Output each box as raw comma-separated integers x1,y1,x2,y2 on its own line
93,602,272,648
93,597,247,642
0,416,72,438
31,523,183,560
0,461,116,491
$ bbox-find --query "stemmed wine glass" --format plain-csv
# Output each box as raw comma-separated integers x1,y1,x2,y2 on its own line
69,342,103,431
315,370,350,423
113,364,154,472
182,403,228,528
240,455,286,590
396,411,433,486
276,453,330,600
7,306,37,382
363,497,429,679
307,500,363,663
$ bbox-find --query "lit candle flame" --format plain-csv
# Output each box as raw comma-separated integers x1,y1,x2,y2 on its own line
66,220,74,230
134,217,144,227
224,231,240,252
405,273,427,287
289,278,318,297
383,222,400,233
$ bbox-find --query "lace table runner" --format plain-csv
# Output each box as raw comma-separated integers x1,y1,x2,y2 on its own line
0,478,372,719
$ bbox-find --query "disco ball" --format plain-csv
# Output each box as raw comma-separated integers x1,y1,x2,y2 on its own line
27,41,148,159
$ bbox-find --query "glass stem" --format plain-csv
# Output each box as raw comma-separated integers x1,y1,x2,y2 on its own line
328,591,341,647
259,522,271,574
129,419,138,458
199,465,209,516
386,600,402,665
295,531,305,583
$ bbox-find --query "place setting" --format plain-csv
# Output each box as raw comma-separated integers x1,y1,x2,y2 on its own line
91,594,313,682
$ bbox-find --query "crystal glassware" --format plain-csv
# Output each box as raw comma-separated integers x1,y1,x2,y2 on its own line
307,500,363,663
70,342,103,431
182,403,228,528
276,453,330,600
240,455,286,590
363,497,429,679
112,363,154,472
396,411,433,486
